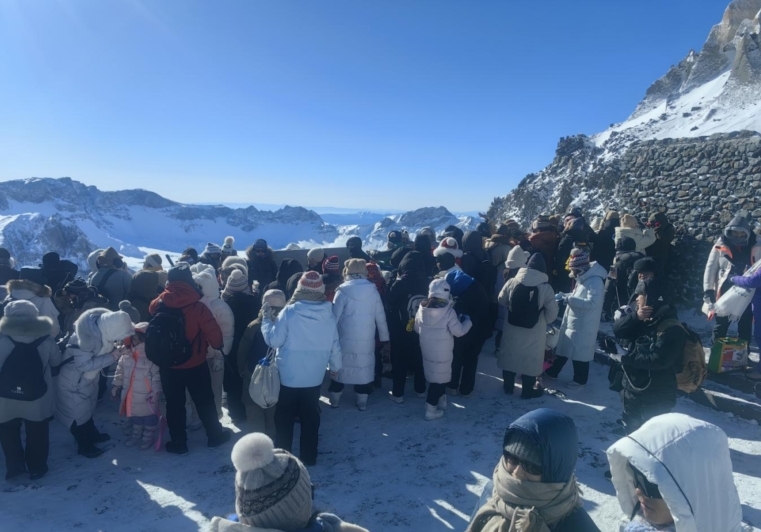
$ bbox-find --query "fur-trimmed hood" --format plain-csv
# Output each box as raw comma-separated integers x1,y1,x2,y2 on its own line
7,278,52,299
0,314,53,341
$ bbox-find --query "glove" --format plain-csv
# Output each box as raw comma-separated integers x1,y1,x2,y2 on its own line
703,290,716,304
110,387,121,401
211,356,224,373
380,342,391,364
459,314,470,323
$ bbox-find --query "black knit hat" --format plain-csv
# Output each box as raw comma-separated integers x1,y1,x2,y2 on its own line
527,253,546,273
168,263,196,287
632,257,658,274
503,430,542,470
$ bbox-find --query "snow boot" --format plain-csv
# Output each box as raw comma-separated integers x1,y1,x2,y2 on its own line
328,391,342,409
388,391,404,404
520,375,544,399
125,424,144,447
121,419,134,436
437,394,447,411
356,393,369,411
425,403,444,420
165,441,189,455
207,428,232,448
140,426,157,450
77,443,105,459
29,465,48,481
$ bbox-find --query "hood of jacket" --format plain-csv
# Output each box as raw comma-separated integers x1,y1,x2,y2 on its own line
0,313,53,341
399,251,425,277
74,308,110,355
87,249,104,273
505,246,529,270
462,231,485,255
7,279,52,299
335,278,377,301
158,281,202,308
514,267,549,287
607,413,743,532
130,270,160,300
575,262,607,284
194,271,221,300
418,299,453,327
246,246,274,262
288,300,335,322
276,259,304,286
414,234,432,254
505,408,578,483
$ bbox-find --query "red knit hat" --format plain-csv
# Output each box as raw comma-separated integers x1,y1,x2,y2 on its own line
433,237,463,259
322,255,340,275
296,270,325,293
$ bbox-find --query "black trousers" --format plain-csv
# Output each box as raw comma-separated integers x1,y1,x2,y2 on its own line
328,380,373,394
161,362,223,444
503,371,538,397
448,339,486,395
544,356,590,385
621,389,675,433
223,355,247,421
714,305,753,345
0,418,49,476
391,332,426,397
69,418,103,452
426,383,446,406
274,385,321,465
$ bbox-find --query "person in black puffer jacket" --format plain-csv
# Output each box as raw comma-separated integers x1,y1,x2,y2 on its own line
590,210,619,272
645,212,676,275
613,278,687,434
413,234,436,278
602,237,643,319
245,239,278,290
265,259,304,295
445,270,491,397
386,252,429,401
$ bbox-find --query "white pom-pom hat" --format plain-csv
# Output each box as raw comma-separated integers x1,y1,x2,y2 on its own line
230,433,314,529
433,237,463,259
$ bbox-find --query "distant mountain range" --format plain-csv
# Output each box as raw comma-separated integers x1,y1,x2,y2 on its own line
0,177,479,272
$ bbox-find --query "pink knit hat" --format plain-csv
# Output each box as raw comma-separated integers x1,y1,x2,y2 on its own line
433,237,463,259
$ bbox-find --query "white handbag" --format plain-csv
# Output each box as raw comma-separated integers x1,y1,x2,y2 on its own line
249,348,280,409
545,325,560,350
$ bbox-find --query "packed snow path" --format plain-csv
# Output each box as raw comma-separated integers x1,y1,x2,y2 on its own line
2,338,760,531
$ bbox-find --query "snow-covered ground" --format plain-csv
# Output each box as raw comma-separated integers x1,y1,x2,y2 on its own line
1,330,759,531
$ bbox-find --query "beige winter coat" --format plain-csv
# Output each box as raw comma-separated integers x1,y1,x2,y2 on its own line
497,268,558,376
0,315,60,423
614,216,655,253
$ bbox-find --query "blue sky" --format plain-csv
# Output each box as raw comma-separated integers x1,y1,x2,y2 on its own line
0,0,729,212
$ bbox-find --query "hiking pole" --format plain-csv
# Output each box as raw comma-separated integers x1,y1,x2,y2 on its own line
165,254,175,267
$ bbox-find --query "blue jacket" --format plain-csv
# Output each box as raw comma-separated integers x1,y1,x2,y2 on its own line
731,270,761,313
262,301,342,388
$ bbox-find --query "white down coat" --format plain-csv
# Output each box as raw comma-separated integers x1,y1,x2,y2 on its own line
555,262,607,363
6,279,61,339
497,267,558,376
614,226,656,253
607,413,744,532
194,272,235,357
415,301,472,384
333,279,390,385
113,343,162,418
55,309,120,428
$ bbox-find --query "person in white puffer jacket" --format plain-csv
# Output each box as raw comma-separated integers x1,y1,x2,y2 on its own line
415,279,471,420
607,413,746,532
328,259,390,411
193,271,235,420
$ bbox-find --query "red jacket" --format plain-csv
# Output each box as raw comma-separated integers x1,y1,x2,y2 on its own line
149,281,223,369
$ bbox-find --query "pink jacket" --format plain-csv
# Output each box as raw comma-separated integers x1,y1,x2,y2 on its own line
113,343,162,418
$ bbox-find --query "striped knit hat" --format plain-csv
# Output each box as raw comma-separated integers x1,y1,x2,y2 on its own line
567,248,590,276
231,433,313,529
225,269,251,294
322,255,340,275
204,242,222,255
296,270,325,294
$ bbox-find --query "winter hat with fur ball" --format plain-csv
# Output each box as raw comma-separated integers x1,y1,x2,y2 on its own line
225,269,251,294
118,300,140,323
428,278,451,301
433,237,463,259
231,433,313,529
567,248,590,276
221,236,236,256
295,270,325,295
204,242,222,256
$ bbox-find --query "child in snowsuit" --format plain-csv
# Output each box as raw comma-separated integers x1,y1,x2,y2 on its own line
415,279,472,420
112,323,162,450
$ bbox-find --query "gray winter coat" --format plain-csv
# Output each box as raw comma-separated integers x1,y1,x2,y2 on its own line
497,268,558,377
89,267,133,311
555,263,607,363
0,315,60,423
55,309,120,428
415,301,472,384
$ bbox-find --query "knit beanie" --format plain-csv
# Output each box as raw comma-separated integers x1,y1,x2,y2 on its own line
253,239,268,251
295,271,325,294
225,269,251,294
64,278,89,295
167,263,196,287
204,242,222,256
505,246,529,270
616,237,637,253
433,237,463,259
322,256,340,275
568,248,590,274
307,248,324,263
343,258,368,279
527,253,546,273
428,278,451,300
98,310,135,345
262,289,287,309
633,257,658,274
118,300,141,324
503,431,542,470
222,237,236,256
231,433,314,529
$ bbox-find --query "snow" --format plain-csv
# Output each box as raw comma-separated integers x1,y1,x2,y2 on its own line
2,328,759,531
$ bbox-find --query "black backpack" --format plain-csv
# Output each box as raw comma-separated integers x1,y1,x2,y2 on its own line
0,337,48,401
507,284,541,329
144,305,194,368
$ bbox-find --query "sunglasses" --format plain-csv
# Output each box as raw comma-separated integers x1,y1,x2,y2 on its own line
632,466,661,499
504,452,542,476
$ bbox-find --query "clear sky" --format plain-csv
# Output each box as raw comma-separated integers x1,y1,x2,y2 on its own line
0,0,730,212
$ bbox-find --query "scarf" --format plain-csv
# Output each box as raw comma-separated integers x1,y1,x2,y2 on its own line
290,290,327,303
469,459,581,532
222,284,253,299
